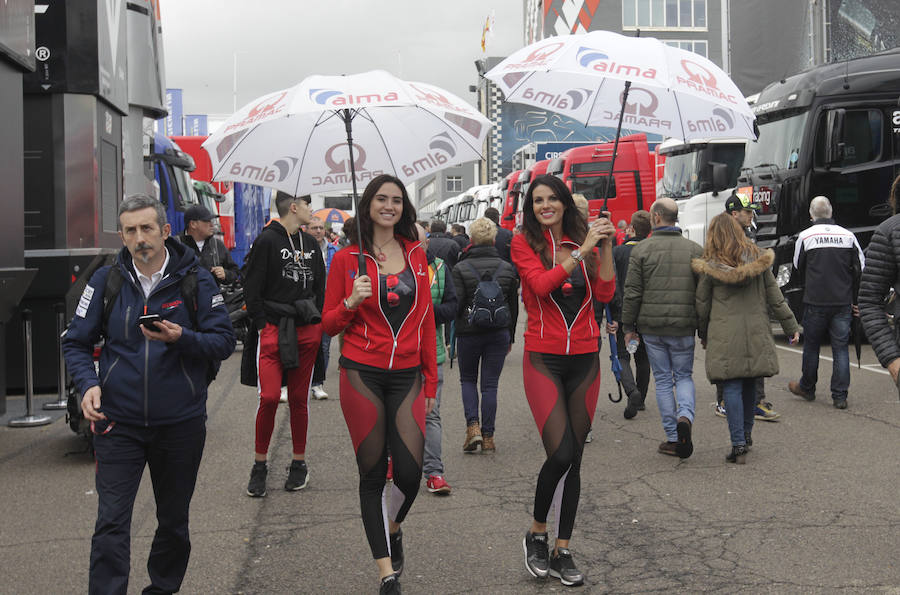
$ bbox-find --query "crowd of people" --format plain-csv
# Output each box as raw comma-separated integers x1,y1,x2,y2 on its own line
63,170,900,593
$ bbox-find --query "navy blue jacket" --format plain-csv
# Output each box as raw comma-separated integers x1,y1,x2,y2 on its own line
63,239,235,426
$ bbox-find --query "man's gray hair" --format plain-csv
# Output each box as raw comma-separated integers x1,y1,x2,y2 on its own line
118,194,167,229
809,195,833,219
650,199,678,225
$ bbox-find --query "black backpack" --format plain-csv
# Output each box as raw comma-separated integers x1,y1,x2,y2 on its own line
462,261,510,329
102,264,220,385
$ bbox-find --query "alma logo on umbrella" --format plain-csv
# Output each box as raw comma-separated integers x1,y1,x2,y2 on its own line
686,107,735,133
678,60,737,104
308,87,400,106
504,41,566,70
400,132,457,177
576,46,658,80
520,87,593,111
228,156,299,184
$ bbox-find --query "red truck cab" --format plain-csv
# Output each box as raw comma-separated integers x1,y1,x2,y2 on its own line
171,135,236,249
547,134,656,226
500,169,523,231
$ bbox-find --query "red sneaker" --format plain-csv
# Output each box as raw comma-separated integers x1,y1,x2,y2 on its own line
386,457,393,481
426,475,452,495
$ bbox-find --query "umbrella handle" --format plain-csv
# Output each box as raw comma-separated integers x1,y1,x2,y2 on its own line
608,383,623,403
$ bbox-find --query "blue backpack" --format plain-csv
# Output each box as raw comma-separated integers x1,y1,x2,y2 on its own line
462,261,510,329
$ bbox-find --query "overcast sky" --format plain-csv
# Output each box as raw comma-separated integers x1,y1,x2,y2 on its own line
161,1,525,121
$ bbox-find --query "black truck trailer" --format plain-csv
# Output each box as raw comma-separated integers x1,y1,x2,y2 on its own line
738,48,900,314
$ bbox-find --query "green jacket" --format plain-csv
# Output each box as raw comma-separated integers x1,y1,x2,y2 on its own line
693,249,800,382
621,230,703,336
430,258,447,365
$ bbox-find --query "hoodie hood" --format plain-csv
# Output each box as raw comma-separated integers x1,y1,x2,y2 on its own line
691,249,774,286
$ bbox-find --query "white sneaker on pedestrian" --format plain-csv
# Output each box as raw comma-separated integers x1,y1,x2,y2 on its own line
279,387,288,403
311,384,328,400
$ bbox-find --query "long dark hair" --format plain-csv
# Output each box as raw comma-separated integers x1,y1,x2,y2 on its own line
890,173,900,215
356,174,418,256
522,174,596,278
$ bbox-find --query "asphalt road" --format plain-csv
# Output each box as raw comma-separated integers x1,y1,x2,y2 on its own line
2,326,900,594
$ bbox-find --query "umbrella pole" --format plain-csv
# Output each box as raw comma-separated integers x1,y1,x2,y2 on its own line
601,80,631,214
342,108,366,276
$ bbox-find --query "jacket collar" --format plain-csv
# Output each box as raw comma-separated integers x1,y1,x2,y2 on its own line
117,237,197,281
465,244,500,259
691,249,774,284
543,228,578,247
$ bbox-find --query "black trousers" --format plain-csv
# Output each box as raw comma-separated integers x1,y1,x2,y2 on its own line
90,416,206,595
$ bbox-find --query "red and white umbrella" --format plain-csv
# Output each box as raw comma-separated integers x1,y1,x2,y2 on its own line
203,70,491,196
485,30,756,141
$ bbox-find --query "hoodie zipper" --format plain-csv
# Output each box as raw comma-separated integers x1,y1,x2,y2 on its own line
352,242,424,369
547,231,593,355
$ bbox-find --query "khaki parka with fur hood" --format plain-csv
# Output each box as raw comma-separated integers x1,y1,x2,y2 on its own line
692,249,799,382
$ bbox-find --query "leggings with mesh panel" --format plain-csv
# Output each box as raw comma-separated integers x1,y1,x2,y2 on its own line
523,351,601,540
339,365,425,560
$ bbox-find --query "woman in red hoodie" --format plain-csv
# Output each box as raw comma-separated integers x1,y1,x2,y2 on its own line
511,175,616,587
322,174,436,595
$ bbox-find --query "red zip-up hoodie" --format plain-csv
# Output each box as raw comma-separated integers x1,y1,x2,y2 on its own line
322,238,438,398
511,230,616,355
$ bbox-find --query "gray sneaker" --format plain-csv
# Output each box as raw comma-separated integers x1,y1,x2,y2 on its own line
523,531,550,578
284,460,309,491
549,547,585,586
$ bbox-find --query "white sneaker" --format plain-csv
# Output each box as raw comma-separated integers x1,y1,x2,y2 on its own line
279,387,288,403
311,384,328,400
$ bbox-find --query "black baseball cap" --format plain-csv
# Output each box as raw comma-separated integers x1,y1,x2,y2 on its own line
724,192,759,213
183,204,219,223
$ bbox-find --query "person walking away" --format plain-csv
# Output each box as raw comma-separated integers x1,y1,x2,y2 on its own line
63,194,235,594
712,193,781,421
859,175,900,396
693,214,799,463
322,175,437,594
511,175,616,587
614,210,652,419
242,193,326,496
179,204,240,287
451,223,470,250
484,206,514,263
621,198,703,459
307,215,338,400
416,222,459,495
788,196,864,409
451,218,519,453
427,219,461,268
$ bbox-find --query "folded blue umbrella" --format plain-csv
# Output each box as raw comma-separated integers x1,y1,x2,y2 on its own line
606,304,623,403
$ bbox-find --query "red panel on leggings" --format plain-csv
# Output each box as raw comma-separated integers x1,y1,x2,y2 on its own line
523,353,562,436
339,368,379,453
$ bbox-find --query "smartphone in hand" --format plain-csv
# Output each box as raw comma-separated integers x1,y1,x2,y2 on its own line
138,314,162,332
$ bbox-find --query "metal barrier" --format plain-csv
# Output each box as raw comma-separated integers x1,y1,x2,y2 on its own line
9,309,52,427
43,303,68,411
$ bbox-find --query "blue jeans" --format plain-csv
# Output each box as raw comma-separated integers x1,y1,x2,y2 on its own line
721,378,756,446
643,334,697,441
457,330,510,435
800,305,851,401
423,362,444,477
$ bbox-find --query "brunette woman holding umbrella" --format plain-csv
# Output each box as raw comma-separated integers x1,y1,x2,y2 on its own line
511,175,616,586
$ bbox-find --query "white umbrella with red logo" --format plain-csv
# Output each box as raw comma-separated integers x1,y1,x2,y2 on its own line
202,70,491,272
484,30,756,208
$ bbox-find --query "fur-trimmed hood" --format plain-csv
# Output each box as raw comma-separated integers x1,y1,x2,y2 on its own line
691,249,774,285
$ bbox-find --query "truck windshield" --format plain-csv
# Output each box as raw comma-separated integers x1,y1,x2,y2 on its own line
572,175,616,200
660,151,699,198
744,111,808,170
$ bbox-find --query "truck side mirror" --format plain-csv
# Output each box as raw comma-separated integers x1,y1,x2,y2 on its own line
707,161,728,195
547,158,564,177
825,109,846,166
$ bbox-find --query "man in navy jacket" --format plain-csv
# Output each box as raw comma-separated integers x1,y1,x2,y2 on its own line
63,194,235,594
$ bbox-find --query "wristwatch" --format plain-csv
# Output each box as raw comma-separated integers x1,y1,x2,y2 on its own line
571,249,584,262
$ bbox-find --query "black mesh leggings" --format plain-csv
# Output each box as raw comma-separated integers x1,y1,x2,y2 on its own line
339,366,424,560
523,351,601,540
